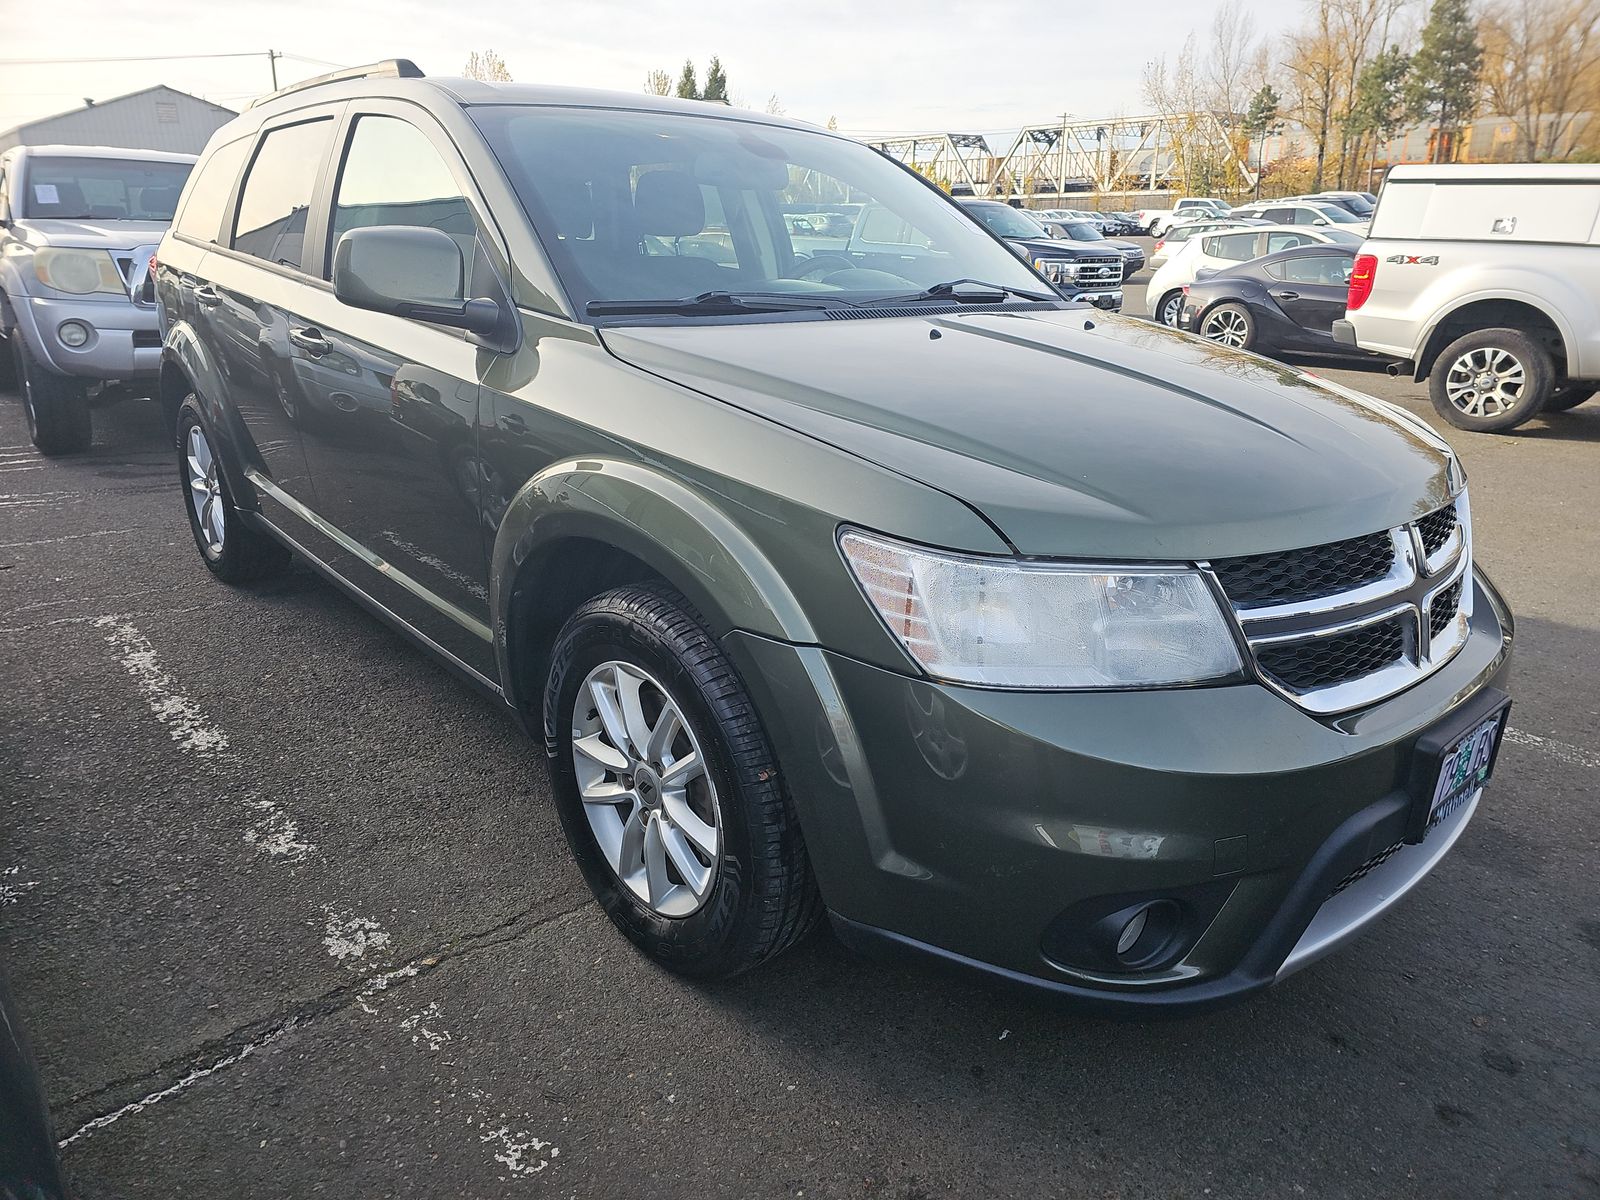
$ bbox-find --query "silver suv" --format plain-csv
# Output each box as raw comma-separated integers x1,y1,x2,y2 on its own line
0,144,194,453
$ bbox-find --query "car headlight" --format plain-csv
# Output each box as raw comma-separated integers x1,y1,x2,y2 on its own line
1033,257,1078,282
840,529,1244,689
33,248,124,296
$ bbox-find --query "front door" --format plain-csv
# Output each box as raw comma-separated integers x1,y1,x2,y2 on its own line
1270,252,1355,338
291,106,502,679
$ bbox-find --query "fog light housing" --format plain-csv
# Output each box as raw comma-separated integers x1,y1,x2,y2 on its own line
1040,880,1236,977
58,320,91,348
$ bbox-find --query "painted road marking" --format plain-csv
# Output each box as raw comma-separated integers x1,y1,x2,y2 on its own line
1503,727,1600,771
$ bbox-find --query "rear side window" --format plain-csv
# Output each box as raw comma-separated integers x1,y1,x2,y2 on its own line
174,138,249,244
1203,232,1258,261
329,115,477,272
232,119,334,272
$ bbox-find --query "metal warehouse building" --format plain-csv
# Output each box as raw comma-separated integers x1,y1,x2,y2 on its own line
0,85,235,155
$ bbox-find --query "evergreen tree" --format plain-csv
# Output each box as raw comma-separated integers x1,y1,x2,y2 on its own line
1406,0,1483,162
1243,83,1281,198
703,57,728,102
675,59,700,100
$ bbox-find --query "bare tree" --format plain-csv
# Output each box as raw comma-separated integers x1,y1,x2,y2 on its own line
1207,1,1261,122
643,68,673,96
1480,0,1600,158
463,50,512,82
1282,0,1339,189
765,94,787,116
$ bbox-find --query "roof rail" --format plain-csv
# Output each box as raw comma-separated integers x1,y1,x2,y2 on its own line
248,59,424,109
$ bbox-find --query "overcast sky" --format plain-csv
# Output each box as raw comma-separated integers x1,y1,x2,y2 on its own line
0,0,1299,140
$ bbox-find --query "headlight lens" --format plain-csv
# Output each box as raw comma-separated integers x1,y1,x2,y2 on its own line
1034,257,1078,282
840,529,1244,689
33,248,124,296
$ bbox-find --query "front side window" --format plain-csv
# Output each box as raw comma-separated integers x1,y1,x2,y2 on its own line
174,138,250,244
470,105,1046,317
330,115,476,272
1279,253,1354,286
1204,232,1259,261
233,118,334,272
1266,231,1314,253
21,155,192,220
1311,203,1364,225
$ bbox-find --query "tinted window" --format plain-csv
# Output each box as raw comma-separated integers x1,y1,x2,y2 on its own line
1262,207,1294,224
174,138,249,243
1279,253,1354,286
233,119,333,271
22,155,192,220
330,115,475,270
1204,232,1258,261
1266,231,1314,253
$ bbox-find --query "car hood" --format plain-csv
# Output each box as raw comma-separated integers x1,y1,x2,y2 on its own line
603,308,1454,560
14,218,169,251
1005,236,1103,259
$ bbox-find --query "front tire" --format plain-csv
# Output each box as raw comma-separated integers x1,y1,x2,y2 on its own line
1429,327,1554,432
545,583,821,979
16,337,91,455
177,397,291,584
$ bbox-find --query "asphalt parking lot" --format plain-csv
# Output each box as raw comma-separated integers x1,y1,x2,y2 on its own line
2,248,1598,1199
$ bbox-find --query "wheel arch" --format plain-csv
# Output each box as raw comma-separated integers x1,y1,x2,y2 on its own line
1413,297,1570,383
491,457,818,729
161,324,258,511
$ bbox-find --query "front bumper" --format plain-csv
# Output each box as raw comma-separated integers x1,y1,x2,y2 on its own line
726,568,1513,1014
11,294,161,380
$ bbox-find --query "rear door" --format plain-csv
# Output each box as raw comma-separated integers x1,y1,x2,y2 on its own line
290,102,506,679
198,109,342,500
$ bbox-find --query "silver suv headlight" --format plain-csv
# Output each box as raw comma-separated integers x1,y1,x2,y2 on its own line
33,248,125,297
840,530,1244,689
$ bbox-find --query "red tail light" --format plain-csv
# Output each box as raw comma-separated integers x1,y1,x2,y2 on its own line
1154,240,1165,251
1348,253,1377,310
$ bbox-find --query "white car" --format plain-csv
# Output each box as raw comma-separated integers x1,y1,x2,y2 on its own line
1145,224,1365,327
1148,218,1268,269
1227,200,1370,236
1134,198,1231,237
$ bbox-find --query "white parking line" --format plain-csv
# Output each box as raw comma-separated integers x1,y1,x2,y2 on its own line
1504,727,1600,771
0,528,138,549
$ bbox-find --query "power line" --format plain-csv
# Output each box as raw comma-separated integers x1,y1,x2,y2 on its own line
0,51,271,66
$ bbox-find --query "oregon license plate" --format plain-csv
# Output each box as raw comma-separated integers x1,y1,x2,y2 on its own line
1426,708,1507,829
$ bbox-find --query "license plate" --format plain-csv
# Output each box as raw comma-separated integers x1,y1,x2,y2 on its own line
1407,690,1510,841
1092,293,1121,310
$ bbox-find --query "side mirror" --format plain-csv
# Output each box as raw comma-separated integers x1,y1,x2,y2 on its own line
1313,218,1329,226
333,225,515,351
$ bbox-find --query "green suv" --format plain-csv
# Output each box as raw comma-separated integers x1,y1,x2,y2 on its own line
155,62,1513,1013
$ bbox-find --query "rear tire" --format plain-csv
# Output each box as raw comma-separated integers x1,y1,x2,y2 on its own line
1544,383,1595,413
545,582,822,980
1429,327,1554,432
1200,302,1257,351
16,337,91,455
177,397,291,584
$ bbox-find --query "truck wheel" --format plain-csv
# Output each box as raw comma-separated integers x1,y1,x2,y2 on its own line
545,582,822,980
1429,328,1554,432
177,397,291,584
1544,384,1595,413
16,337,91,455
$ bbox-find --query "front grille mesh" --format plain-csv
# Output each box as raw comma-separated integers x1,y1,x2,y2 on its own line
1212,531,1394,608
1429,577,1464,638
1256,619,1405,692
1417,503,1459,557
1331,839,1405,896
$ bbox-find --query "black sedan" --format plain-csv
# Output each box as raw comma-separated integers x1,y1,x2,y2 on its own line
1179,244,1371,359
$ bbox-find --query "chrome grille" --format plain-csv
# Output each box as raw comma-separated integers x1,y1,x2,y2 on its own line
1073,256,1123,287
1210,496,1472,714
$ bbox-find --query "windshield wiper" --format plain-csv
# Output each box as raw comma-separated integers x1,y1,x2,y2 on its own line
585,290,851,317
859,278,1056,306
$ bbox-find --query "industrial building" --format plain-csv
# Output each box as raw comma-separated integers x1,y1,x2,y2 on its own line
0,85,234,155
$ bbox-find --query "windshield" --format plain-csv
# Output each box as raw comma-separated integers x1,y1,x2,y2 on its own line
1312,203,1364,224
470,107,1047,316
1320,228,1365,245
1062,222,1103,240
20,156,192,220
960,203,1049,241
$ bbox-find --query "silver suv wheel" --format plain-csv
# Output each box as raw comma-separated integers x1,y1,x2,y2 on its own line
185,423,225,556
571,660,721,918
1443,345,1526,419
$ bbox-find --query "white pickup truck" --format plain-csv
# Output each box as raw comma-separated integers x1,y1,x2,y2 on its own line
1132,197,1230,237
1335,163,1600,431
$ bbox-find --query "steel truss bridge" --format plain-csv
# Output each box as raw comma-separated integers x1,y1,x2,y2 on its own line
867,113,1257,200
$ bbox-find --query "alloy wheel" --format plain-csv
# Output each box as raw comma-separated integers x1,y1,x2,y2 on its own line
1202,308,1250,347
1160,292,1184,327
185,423,226,556
1444,346,1526,417
570,660,721,918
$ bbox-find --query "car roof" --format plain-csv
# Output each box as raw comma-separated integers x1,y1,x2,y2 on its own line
9,143,197,164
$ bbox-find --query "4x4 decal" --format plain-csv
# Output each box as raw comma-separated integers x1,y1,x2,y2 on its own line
1386,254,1440,265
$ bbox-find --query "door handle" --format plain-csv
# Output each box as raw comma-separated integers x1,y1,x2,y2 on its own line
498,413,528,434
193,284,221,307
1271,290,1300,301
288,326,329,356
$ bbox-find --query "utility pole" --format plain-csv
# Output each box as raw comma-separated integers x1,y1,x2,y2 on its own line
1058,112,1069,203
267,49,280,90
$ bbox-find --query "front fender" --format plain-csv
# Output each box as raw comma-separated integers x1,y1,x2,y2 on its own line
490,456,818,707
162,320,258,512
